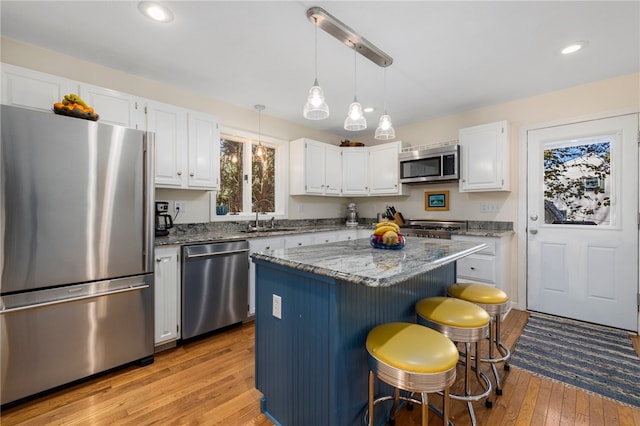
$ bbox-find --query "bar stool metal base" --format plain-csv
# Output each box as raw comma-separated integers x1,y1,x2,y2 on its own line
416,297,492,426
447,283,512,400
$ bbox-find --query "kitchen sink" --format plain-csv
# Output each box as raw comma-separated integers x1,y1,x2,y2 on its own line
241,227,297,233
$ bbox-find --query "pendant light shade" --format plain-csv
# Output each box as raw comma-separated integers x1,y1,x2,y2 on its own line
375,68,395,140
374,114,395,140
255,104,265,157
303,78,329,120
345,97,366,131
303,18,329,120
344,46,366,131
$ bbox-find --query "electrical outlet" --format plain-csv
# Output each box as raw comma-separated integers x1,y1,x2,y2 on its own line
272,294,282,319
174,201,186,213
480,202,500,213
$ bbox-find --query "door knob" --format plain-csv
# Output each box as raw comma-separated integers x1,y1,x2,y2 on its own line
530,229,538,235
530,214,538,221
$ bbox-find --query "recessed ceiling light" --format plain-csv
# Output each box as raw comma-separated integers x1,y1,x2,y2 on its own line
561,41,587,55
138,1,174,23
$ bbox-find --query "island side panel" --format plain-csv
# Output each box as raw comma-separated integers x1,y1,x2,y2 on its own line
329,264,456,425
254,260,333,426
254,259,456,426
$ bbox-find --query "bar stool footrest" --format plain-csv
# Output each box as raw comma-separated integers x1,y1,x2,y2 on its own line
362,395,453,426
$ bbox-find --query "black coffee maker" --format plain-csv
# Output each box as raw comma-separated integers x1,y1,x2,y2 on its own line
155,201,174,237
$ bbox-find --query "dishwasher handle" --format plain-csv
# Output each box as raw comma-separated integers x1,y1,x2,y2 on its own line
185,248,249,259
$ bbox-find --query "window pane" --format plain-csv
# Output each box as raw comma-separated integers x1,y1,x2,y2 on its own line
252,144,275,212
543,139,611,225
219,138,244,213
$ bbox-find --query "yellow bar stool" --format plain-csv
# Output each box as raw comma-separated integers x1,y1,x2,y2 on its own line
364,322,458,426
447,283,511,397
416,297,492,426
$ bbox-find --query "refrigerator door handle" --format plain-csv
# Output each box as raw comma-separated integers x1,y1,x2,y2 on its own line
0,284,150,314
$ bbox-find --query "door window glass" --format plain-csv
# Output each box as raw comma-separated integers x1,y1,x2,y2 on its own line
543,137,611,225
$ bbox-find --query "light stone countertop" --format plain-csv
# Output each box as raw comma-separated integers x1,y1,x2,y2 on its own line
251,237,487,287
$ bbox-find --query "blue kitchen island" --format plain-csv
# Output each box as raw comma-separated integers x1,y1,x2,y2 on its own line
251,236,486,426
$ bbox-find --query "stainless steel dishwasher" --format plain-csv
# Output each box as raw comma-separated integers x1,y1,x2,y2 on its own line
181,240,249,339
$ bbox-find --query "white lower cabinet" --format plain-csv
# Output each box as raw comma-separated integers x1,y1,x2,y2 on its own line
451,234,510,295
248,237,285,316
154,246,181,347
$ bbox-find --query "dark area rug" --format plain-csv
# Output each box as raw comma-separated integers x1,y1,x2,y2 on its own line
510,311,640,408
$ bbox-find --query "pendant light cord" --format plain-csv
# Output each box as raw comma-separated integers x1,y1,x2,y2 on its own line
352,44,357,99
314,18,318,79
383,67,387,113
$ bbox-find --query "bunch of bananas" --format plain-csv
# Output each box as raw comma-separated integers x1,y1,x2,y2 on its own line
371,221,403,246
53,94,98,120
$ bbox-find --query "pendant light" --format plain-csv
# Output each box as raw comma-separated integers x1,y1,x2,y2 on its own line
254,104,265,157
344,45,366,131
375,68,395,140
303,18,329,120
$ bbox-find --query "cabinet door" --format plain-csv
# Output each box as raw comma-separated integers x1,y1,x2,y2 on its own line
79,84,145,129
248,237,284,316
154,246,181,345
459,120,510,192
342,148,369,195
148,102,188,188
369,142,402,194
187,112,220,189
305,139,326,194
324,144,342,195
1,64,78,111
284,234,317,248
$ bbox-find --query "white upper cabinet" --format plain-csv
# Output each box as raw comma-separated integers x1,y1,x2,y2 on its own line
148,101,187,187
1,64,78,111
290,138,342,195
341,147,369,195
368,141,405,195
149,101,220,190
324,144,342,195
187,112,220,189
290,138,405,197
459,120,510,192
78,83,145,129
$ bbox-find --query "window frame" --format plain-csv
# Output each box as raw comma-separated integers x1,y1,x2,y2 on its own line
210,126,288,222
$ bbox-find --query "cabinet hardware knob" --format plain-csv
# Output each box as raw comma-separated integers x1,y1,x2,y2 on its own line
177,171,182,176
470,267,475,270
190,172,194,177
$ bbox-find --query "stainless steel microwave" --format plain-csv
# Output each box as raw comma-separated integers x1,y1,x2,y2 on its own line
398,145,459,183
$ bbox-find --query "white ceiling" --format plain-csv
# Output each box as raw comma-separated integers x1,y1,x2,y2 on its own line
2,1,639,138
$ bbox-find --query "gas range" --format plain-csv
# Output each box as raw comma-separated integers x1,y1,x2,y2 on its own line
401,219,467,239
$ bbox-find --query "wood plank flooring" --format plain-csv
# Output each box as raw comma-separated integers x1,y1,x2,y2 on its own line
2,309,639,425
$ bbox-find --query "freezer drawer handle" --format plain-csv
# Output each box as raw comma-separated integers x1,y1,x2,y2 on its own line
186,249,249,259
0,284,150,314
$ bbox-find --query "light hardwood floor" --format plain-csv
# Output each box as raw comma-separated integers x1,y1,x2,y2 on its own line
2,309,639,425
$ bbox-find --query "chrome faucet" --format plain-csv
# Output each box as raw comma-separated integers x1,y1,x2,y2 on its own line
251,199,274,230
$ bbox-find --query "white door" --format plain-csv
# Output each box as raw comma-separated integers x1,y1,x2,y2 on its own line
527,114,639,331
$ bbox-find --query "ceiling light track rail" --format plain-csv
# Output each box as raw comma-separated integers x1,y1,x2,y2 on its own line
306,7,393,68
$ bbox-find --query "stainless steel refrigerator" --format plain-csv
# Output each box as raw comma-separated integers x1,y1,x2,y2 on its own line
0,105,155,406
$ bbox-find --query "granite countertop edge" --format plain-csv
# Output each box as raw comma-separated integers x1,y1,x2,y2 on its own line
154,225,513,246
251,238,488,288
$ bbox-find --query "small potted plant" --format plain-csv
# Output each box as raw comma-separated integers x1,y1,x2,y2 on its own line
216,193,229,215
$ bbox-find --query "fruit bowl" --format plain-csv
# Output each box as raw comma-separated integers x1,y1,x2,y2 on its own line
369,234,406,250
